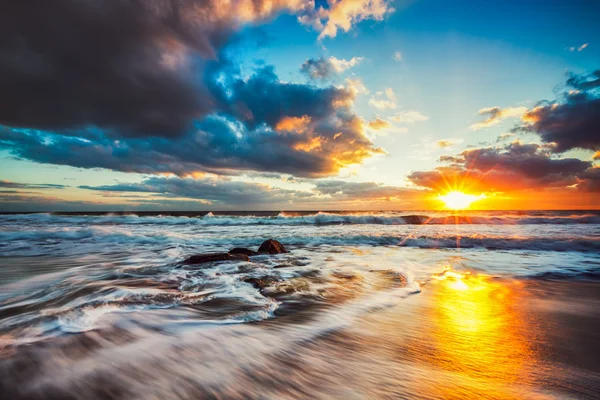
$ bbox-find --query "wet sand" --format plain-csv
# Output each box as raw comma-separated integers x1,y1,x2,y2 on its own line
2,272,599,399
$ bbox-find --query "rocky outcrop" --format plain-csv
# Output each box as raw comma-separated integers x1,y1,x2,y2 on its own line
229,247,258,256
182,239,288,265
183,252,249,265
258,239,287,254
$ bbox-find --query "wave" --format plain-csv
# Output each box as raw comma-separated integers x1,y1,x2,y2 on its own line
1,228,598,253
2,211,600,226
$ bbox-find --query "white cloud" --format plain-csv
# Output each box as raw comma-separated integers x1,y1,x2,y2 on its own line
393,51,402,61
329,56,364,73
369,98,396,110
301,0,394,40
567,43,589,52
390,110,429,124
384,87,396,101
345,78,369,96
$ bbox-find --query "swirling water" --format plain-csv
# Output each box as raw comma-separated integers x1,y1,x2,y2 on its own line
0,210,599,399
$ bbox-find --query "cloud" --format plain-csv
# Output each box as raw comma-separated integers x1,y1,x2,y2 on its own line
384,88,397,101
470,106,528,130
0,1,392,179
79,176,313,206
368,98,396,110
408,70,600,197
517,70,600,152
367,117,390,130
577,167,600,192
77,176,427,209
0,180,68,189
0,65,382,178
344,78,369,96
435,139,462,148
301,0,394,40
393,51,402,61
568,43,589,52
408,141,593,193
300,56,363,80
389,111,429,124
313,180,424,200
0,0,321,138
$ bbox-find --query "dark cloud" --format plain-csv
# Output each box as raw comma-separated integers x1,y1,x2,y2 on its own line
79,176,313,206
518,70,600,152
408,141,593,192
0,65,381,177
76,176,426,209
0,1,385,178
0,180,68,189
566,70,600,91
577,167,600,192
0,192,109,212
0,0,317,137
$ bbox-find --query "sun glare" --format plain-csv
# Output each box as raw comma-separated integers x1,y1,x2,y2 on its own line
439,191,485,210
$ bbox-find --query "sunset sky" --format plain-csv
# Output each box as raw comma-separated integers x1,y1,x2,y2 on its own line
1,0,599,211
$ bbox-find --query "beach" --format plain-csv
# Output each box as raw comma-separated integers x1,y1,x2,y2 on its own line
0,211,599,399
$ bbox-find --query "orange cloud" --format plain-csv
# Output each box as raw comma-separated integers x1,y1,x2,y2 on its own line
275,115,312,133
368,117,390,130
293,136,325,152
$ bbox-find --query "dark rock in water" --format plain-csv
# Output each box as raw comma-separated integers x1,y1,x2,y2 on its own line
229,247,258,256
258,239,287,254
402,215,426,224
243,276,280,290
183,252,249,265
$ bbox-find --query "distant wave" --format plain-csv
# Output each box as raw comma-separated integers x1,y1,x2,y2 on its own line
1,211,600,226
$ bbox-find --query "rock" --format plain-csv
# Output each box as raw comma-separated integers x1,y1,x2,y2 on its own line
229,247,258,256
183,252,249,265
243,276,280,290
258,239,287,254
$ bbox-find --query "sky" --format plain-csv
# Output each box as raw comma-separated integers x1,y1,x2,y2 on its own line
1,0,599,211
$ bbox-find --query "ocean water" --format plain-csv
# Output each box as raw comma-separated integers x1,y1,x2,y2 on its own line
0,210,599,399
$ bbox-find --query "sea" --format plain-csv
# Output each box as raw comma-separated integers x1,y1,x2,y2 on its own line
0,210,599,399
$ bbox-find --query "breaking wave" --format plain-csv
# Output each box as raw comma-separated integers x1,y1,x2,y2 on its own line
1,227,598,253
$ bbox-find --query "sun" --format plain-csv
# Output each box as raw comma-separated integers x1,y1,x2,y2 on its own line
439,191,485,210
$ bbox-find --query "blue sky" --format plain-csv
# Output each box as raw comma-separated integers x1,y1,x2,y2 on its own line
1,0,599,210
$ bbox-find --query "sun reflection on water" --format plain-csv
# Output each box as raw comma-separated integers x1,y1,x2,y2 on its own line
427,269,537,387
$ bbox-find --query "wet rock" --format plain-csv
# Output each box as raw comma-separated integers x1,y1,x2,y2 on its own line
274,278,310,294
183,252,249,265
258,239,287,254
243,276,280,290
229,247,258,256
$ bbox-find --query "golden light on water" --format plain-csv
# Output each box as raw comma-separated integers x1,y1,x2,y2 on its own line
439,191,486,210
427,269,537,389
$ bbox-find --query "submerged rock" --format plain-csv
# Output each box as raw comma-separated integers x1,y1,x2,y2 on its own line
243,276,280,290
229,247,258,256
258,239,287,254
183,252,249,265
183,240,287,265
